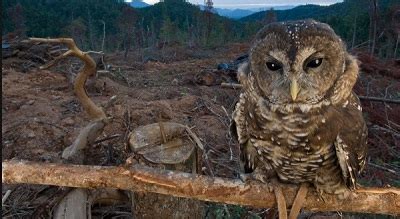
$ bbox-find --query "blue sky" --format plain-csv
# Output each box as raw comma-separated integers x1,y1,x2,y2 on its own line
126,0,343,9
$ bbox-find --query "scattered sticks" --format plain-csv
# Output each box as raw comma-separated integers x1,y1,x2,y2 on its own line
94,134,122,145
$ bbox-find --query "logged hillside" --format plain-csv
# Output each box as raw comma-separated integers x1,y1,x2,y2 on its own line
136,1,251,46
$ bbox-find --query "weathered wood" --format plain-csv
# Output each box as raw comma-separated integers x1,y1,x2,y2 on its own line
3,160,399,215
52,188,128,218
53,189,89,219
221,82,242,89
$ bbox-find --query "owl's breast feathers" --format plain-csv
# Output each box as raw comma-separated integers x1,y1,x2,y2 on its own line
232,91,367,191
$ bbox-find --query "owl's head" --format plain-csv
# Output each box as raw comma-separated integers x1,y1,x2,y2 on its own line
240,19,358,107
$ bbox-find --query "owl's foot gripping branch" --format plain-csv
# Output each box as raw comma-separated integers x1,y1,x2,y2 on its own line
2,159,399,216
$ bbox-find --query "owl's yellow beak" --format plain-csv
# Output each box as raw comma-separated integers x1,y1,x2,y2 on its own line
290,80,300,101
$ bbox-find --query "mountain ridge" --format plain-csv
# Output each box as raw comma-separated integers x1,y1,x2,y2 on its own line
129,0,150,8
240,0,394,22
209,5,296,19
128,1,296,19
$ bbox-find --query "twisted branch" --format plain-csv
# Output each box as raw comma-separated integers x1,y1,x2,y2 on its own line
27,38,114,218
30,38,106,120
29,38,111,161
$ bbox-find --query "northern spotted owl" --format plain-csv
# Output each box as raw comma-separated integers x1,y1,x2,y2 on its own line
231,20,368,215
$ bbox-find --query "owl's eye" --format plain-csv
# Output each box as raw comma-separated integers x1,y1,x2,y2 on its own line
306,58,323,68
266,62,282,71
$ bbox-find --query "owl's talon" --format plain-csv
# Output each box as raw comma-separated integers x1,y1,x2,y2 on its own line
251,170,269,183
239,173,251,183
271,179,288,219
316,188,327,202
336,188,352,199
288,183,309,219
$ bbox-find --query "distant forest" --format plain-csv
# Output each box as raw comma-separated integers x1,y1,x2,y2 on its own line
2,0,399,58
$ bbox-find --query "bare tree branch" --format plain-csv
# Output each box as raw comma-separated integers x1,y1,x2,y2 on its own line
2,160,399,215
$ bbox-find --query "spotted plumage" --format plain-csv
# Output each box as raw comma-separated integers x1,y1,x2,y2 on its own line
231,20,368,197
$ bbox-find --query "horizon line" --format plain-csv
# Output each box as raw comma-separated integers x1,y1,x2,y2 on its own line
126,1,339,9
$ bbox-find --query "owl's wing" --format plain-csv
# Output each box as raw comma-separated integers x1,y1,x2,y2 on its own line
231,94,257,173
334,93,368,190
231,119,257,173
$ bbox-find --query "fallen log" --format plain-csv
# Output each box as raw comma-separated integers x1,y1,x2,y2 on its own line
2,160,399,215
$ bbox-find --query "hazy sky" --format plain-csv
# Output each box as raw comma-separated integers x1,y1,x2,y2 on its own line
128,0,343,9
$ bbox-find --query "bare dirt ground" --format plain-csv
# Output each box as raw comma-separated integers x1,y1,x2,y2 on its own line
2,42,399,218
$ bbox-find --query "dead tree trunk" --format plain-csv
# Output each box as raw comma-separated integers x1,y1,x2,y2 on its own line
87,8,95,50
100,20,106,70
100,20,106,52
369,0,378,56
394,34,399,58
351,14,358,49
